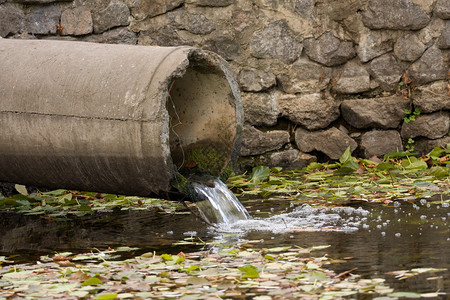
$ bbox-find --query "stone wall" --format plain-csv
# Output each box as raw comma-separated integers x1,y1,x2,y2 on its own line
1,0,449,172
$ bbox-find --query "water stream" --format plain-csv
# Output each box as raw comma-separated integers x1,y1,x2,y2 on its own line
192,179,250,224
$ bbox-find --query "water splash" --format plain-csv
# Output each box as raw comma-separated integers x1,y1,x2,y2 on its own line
192,179,250,225
216,205,370,234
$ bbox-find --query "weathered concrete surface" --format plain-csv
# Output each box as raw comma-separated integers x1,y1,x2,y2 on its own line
0,39,243,195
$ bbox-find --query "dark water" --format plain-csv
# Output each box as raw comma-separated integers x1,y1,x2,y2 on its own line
0,197,448,295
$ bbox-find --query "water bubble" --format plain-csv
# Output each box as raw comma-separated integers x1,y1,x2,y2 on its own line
420,215,427,220
260,239,264,243
442,202,449,208
442,217,447,221
183,231,197,236
420,199,427,205
362,224,370,229
381,232,386,236
437,206,440,209
166,231,173,235
271,236,275,240
290,203,294,208
289,235,294,239
382,222,387,227
386,220,390,223
395,233,401,237
426,204,430,208
270,208,274,212
256,210,260,213
377,225,382,229
394,209,398,214
393,201,401,207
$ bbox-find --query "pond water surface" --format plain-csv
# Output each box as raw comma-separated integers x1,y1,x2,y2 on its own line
0,196,448,297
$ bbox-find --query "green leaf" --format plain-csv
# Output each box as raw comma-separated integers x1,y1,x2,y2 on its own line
430,166,449,179
238,265,259,279
96,294,118,300
250,166,270,183
376,162,394,171
401,157,427,170
175,256,185,264
81,277,102,287
339,146,352,164
384,151,417,160
160,254,173,261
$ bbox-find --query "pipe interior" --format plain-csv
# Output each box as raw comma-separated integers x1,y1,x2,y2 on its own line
168,66,236,177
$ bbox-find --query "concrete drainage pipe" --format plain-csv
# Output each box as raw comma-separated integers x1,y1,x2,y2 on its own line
0,39,243,196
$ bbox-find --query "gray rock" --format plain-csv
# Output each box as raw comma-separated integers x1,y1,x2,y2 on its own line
334,61,371,94
13,0,71,3
250,20,302,64
242,92,279,126
293,0,313,17
303,31,356,67
131,0,184,19
413,81,450,113
93,0,130,33
407,47,447,85
83,27,137,44
0,4,25,37
437,21,450,49
240,126,290,156
341,96,409,129
356,30,396,63
238,69,276,92
205,36,240,61
26,5,61,34
362,0,430,30
415,136,450,154
60,7,93,36
277,58,331,94
360,130,403,158
196,0,235,6
401,112,450,139
394,33,426,62
278,92,340,130
435,0,450,19
138,26,186,46
168,10,215,35
295,127,357,160
268,149,316,170
368,54,403,91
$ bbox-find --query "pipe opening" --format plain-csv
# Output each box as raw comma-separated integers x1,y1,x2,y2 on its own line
167,63,237,179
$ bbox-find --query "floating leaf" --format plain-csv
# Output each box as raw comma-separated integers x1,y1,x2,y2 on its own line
186,276,210,286
160,254,173,261
238,265,259,279
96,294,118,300
389,292,421,298
81,277,102,287
250,166,270,183
14,184,28,196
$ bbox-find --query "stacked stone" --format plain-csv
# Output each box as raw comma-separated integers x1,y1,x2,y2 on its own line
0,0,135,43
1,0,449,171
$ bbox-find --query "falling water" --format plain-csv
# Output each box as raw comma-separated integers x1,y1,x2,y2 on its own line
192,179,250,225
